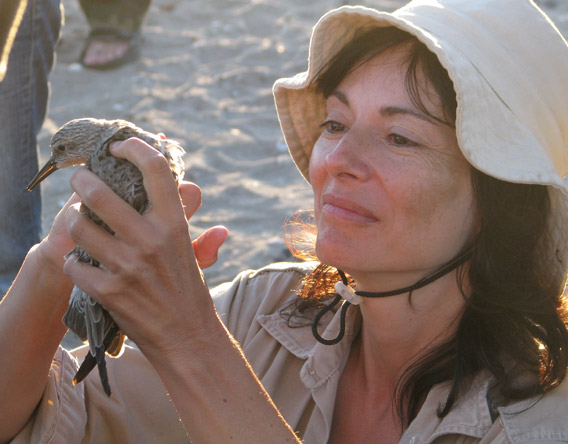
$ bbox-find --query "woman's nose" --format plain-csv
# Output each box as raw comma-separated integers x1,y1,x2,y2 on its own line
324,130,371,181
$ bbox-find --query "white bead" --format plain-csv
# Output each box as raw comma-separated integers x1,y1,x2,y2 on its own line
335,281,362,305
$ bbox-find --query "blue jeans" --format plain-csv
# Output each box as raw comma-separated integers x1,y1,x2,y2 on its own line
0,0,62,294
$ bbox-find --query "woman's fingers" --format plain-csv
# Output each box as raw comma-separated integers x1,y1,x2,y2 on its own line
69,166,144,244
64,203,121,269
193,226,229,269
63,136,219,305
69,137,202,239
179,181,202,220
62,251,108,298
109,138,185,219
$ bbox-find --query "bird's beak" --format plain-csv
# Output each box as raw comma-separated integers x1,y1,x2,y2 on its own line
26,157,58,191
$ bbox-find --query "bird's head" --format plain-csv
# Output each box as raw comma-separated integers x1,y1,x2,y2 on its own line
26,118,117,191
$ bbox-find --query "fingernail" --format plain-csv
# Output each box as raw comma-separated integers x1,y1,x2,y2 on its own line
109,141,121,152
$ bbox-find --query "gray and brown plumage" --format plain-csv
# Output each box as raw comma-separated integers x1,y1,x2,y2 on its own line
26,118,185,396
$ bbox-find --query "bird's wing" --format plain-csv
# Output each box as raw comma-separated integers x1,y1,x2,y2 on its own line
63,286,90,341
63,286,117,358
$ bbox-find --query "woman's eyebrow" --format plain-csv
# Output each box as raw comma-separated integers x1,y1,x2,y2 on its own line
380,105,433,123
329,91,436,125
329,90,349,106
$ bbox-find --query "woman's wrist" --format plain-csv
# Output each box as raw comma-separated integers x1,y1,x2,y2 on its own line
140,299,226,371
32,238,68,275
144,313,301,444
18,243,74,312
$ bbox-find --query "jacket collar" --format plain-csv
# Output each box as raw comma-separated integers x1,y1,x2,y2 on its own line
400,374,494,444
257,299,360,388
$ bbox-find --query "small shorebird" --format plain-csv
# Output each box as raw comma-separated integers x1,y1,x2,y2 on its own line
27,118,185,396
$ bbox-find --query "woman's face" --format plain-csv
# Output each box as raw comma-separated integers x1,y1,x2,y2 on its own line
309,46,478,291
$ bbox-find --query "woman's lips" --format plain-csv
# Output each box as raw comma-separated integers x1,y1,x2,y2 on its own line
321,195,378,224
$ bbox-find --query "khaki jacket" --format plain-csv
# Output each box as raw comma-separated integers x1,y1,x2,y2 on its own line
11,262,568,443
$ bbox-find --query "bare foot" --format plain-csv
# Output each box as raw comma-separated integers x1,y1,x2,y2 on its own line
82,39,130,67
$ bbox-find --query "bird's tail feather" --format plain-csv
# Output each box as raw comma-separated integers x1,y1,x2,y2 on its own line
95,346,112,396
73,346,111,396
73,324,123,396
73,352,96,386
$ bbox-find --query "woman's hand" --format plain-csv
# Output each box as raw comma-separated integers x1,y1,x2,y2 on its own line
60,138,301,444
62,138,228,360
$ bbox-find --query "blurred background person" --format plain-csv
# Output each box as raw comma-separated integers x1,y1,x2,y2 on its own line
0,0,62,296
79,0,151,70
0,0,150,296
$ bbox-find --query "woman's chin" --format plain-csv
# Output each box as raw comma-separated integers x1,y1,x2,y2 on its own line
314,237,360,271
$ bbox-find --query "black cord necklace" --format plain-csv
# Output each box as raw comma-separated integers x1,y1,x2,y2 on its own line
311,248,473,345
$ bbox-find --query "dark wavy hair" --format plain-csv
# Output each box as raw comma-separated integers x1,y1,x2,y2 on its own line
283,27,568,427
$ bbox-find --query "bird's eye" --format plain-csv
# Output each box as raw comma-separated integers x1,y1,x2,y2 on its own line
55,144,66,152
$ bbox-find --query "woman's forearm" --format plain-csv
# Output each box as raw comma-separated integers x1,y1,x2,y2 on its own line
147,312,302,444
0,245,72,443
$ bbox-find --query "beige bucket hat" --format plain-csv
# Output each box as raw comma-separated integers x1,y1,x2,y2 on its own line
273,0,568,288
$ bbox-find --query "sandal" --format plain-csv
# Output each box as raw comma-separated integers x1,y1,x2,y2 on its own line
80,27,141,70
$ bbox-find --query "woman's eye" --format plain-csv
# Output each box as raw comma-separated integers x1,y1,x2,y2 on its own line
321,120,346,134
389,134,417,147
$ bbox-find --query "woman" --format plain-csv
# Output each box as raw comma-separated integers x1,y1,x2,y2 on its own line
1,0,568,443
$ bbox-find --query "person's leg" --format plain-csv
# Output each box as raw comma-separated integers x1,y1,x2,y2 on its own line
79,0,151,69
79,0,151,31
0,0,62,295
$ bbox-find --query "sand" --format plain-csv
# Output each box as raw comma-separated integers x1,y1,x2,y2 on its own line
38,0,568,348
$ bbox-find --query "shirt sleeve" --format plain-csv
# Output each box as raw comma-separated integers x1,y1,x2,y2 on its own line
10,343,189,444
9,262,312,444
10,347,87,444
210,262,312,344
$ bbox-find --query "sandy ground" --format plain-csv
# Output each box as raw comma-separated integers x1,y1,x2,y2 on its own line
36,0,568,347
